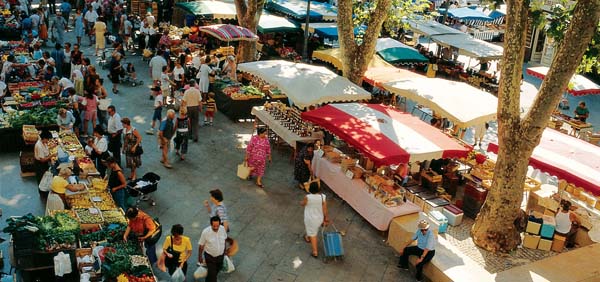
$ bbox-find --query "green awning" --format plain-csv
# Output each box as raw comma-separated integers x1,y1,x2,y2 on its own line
258,14,300,33
375,38,428,64
175,1,237,20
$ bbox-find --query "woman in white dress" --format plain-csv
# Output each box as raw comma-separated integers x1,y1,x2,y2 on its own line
196,56,213,94
301,182,329,258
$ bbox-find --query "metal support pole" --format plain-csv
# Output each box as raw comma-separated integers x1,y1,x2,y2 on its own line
303,0,312,61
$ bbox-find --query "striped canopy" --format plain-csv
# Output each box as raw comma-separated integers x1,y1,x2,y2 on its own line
197,24,259,42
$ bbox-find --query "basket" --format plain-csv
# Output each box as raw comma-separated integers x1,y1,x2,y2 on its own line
22,125,39,143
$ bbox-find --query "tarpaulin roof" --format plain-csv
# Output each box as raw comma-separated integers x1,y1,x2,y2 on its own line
487,128,600,196
266,0,337,21
237,60,371,109
175,0,237,19
302,103,471,165
311,48,393,71
363,67,425,86
430,34,504,59
406,18,464,37
527,66,600,96
258,13,300,33
383,78,498,128
375,38,429,64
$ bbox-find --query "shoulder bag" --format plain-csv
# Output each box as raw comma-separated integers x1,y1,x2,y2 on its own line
144,217,162,245
164,235,181,269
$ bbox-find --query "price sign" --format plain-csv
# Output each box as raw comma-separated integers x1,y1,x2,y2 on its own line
345,169,354,179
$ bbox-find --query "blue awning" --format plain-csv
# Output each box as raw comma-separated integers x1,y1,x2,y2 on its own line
438,7,493,22
300,23,365,40
266,0,337,22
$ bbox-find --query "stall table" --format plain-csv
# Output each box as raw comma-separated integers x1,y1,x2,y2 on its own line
313,155,421,231
251,106,320,148
213,81,288,121
551,114,593,137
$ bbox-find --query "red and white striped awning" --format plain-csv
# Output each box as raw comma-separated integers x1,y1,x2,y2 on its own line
527,66,600,96
301,103,472,165
198,24,259,42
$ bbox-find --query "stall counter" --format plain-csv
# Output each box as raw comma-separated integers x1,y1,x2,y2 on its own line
251,106,320,148
313,154,421,231
213,81,288,121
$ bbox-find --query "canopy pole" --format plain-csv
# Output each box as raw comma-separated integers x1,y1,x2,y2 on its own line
303,0,312,62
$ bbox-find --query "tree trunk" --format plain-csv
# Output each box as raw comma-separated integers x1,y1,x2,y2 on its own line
338,0,392,85
235,0,264,62
472,0,600,252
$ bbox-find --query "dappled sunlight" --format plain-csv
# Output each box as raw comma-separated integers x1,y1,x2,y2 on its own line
0,194,27,207
235,133,253,149
1,164,17,176
133,115,147,124
292,256,302,269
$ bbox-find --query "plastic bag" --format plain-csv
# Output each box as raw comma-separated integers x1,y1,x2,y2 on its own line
193,265,207,279
171,267,185,282
53,251,72,277
221,256,235,273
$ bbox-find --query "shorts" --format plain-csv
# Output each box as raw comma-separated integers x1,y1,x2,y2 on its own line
204,110,215,118
152,107,162,121
159,137,171,148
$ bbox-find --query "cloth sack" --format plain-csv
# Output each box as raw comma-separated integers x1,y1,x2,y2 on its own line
171,267,185,282
221,256,235,273
237,161,252,180
193,265,208,279
303,176,321,193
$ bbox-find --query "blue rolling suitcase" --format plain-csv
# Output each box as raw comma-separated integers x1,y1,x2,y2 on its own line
322,223,344,262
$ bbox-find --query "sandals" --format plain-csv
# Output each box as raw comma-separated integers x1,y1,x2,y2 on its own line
256,182,264,188
311,252,318,258
303,235,310,243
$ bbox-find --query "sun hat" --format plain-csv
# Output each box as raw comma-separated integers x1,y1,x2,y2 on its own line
417,220,430,230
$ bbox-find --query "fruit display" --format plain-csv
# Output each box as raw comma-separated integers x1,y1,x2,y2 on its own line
102,209,127,224
222,85,265,100
75,208,104,224
90,178,108,191
67,193,93,208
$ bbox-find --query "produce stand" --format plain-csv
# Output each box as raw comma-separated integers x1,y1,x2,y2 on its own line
212,78,288,121
301,103,472,231
251,103,321,149
4,131,158,282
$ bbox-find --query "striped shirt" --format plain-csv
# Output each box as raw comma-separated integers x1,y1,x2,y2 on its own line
210,203,228,222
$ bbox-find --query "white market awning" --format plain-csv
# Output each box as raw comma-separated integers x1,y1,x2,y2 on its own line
430,34,504,60
382,77,498,128
406,19,464,37
237,60,371,109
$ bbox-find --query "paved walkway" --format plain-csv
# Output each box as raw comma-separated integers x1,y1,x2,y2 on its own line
0,29,418,281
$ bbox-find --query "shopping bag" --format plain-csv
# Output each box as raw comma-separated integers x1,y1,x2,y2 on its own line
237,161,252,179
171,267,185,282
193,265,208,279
303,176,321,193
53,251,72,277
221,256,235,273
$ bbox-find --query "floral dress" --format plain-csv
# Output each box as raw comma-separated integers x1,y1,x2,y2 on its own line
246,135,271,177
124,127,141,169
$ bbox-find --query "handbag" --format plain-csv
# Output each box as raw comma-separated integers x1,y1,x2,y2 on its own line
144,217,162,245
134,145,144,156
164,236,181,269
303,176,321,193
237,161,252,180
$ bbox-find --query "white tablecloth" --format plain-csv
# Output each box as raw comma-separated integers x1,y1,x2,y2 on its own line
313,155,421,231
251,106,321,148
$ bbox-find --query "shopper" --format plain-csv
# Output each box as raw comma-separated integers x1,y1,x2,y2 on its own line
82,91,98,137
146,86,163,135
105,156,127,210
294,143,315,188
160,65,175,97
56,108,75,131
109,52,123,94
182,82,201,142
121,117,142,180
173,108,190,160
34,130,53,184
397,220,437,282
158,109,176,168
83,5,98,44
123,207,158,265
196,56,213,95
204,189,229,231
74,9,84,46
93,16,107,56
204,92,216,126
158,224,192,276
172,60,185,89
62,43,72,80
71,43,84,75
149,50,167,87
301,182,329,258
50,43,65,78
245,127,272,188
555,200,581,248
107,105,124,165
197,216,227,282
51,167,85,206
53,10,67,46
85,125,108,177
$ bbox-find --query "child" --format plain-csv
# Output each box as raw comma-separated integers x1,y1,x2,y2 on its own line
146,86,163,135
160,65,175,97
204,92,216,126
126,62,137,81
174,107,190,160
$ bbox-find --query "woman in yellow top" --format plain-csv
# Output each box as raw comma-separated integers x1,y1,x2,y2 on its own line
51,167,85,205
93,16,107,56
158,224,192,277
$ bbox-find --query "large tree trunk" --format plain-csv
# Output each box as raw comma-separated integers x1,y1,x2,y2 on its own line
472,0,600,252
338,0,392,85
235,0,264,62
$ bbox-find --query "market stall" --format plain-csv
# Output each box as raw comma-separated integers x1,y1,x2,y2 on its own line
251,102,322,148
212,78,289,121
428,34,503,60
382,77,498,129
237,60,371,109
375,38,429,65
438,7,493,26
265,0,337,22
312,48,393,72
301,103,472,230
198,24,259,42
0,10,21,40
175,0,237,20
527,66,600,96
258,13,301,34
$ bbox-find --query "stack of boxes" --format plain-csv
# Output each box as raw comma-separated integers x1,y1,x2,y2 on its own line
538,215,556,251
442,204,464,226
523,212,542,249
523,212,562,252
429,211,448,234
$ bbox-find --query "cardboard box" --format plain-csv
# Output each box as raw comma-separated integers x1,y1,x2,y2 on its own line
413,195,426,210
537,238,552,251
443,204,464,226
552,234,566,252
523,233,541,249
405,191,416,203
526,221,541,235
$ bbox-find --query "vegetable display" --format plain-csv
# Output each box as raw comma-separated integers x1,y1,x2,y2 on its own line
75,208,104,224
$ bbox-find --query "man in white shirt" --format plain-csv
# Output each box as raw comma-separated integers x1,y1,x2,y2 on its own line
182,82,202,142
84,7,98,43
149,50,167,86
198,216,227,282
107,105,123,165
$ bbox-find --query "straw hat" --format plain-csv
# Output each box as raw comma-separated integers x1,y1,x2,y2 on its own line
59,167,72,178
417,220,430,230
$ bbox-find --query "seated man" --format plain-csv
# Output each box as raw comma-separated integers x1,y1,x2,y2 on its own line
398,220,437,282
